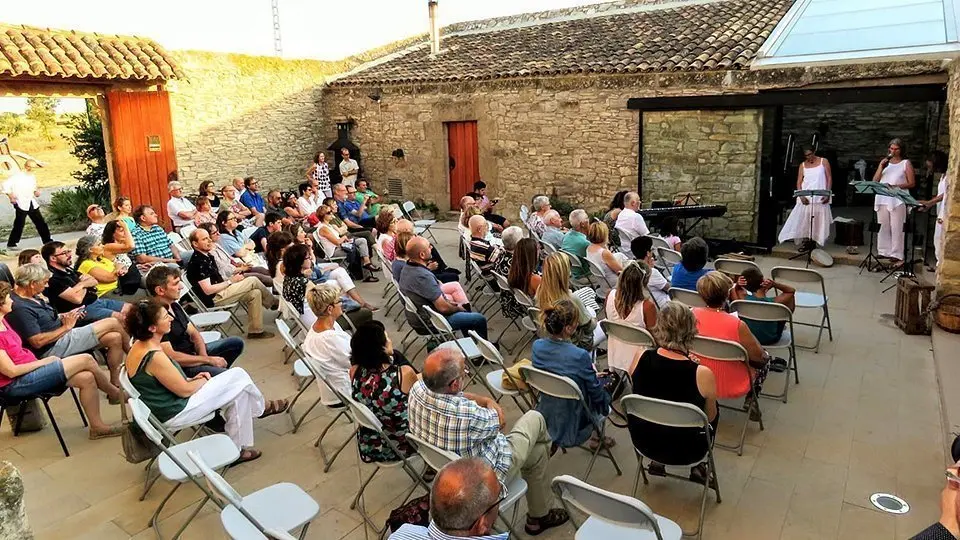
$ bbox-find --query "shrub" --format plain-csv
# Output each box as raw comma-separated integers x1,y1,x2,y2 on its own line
549,194,576,220
46,187,106,228
62,101,109,202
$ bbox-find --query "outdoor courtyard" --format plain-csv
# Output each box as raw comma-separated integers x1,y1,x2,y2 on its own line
0,223,947,540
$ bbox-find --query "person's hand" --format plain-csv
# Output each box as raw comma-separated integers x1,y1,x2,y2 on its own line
427,261,439,271
207,356,227,368
736,276,747,288
230,273,244,283
61,309,82,329
190,372,212,382
79,274,99,288
880,157,890,168
114,266,128,277
33,190,41,198
491,402,506,430
938,467,960,537
761,278,775,290
800,196,810,205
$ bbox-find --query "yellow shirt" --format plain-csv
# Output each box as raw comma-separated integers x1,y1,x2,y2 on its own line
77,258,118,297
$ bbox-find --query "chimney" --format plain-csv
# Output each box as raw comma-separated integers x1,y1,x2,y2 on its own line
429,0,440,55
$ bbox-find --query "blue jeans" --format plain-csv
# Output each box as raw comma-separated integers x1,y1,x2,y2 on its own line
447,311,488,340
181,337,244,378
79,297,125,325
0,360,67,400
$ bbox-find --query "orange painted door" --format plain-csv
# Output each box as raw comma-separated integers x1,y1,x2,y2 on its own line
107,91,178,229
447,121,479,209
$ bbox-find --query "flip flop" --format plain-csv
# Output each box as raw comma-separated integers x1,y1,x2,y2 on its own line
259,399,290,419
525,508,570,536
586,436,617,451
234,448,262,465
88,425,123,440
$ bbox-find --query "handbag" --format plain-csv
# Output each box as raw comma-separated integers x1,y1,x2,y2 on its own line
4,398,46,432
501,358,532,391
119,397,161,464
386,494,430,533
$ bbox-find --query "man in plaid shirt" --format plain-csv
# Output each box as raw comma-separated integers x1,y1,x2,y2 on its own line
130,205,191,270
407,349,569,536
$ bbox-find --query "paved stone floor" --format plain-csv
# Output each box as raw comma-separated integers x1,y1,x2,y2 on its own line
0,223,948,539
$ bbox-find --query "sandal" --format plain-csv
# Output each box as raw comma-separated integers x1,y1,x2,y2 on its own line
88,425,123,440
234,448,262,465
647,462,667,477
689,463,718,489
259,399,290,418
363,275,380,283
363,263,381,272
587,435,617,451
524,508,569,536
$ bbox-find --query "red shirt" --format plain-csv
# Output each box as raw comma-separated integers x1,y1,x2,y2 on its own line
0,319,38,388
691,307,750,398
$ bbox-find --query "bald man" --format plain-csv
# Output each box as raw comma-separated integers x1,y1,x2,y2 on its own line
391,457,505,539
468,214,503,275
398,236,485,337
614,191,649,256
407,350,569,536
540,210,565,250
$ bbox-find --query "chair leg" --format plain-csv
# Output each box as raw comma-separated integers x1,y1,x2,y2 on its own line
69,388,87,427
792,343,800,385
41,398,69,458
12,401,25,435
824,303,833,341
291,397,322,434
150,482,181,538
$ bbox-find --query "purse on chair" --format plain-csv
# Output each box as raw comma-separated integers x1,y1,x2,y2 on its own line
119,398,160,464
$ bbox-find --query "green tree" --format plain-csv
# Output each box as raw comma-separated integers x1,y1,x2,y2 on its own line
25,97,58,141
62,100,109,202
0,112,30,138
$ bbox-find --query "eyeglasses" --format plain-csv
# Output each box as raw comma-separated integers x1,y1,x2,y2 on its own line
54,251,70,257
469,481,507,531
226,217,238,222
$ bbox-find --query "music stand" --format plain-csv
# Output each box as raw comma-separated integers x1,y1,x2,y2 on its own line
850,181,922,287
787,189,832,268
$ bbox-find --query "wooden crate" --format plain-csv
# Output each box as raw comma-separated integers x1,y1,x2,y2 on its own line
896,275,934,335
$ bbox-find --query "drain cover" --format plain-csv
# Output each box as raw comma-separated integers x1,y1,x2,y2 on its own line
871,493,909,514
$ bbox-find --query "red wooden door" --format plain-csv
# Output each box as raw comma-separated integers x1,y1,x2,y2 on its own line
447,121,479,209
107,90,178,228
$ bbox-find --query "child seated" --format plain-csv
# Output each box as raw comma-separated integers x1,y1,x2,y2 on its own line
731,267,796,348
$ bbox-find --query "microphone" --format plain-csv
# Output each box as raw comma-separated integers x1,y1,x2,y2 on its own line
882,153,893,169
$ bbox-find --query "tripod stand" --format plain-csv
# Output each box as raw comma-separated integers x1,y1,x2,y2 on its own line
858,217,887,275
787,212,816,269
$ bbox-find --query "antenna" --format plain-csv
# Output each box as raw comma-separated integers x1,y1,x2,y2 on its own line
272,0,283,56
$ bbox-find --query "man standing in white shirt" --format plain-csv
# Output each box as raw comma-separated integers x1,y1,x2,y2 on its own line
338,148,359,188
3,159,52,249
166,181,196,231
614,191,649,256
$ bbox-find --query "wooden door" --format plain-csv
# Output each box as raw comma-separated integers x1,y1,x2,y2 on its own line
107,90,178,228
447,121,479,209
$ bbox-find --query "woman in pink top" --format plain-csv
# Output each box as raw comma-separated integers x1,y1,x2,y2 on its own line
0,282,123,439
692,272,768,417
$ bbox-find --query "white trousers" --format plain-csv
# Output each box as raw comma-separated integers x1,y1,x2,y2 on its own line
165,368,265,448
876,204,907,260
935,219,944,266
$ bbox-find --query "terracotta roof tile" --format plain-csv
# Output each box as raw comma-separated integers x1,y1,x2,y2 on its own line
333,0,793,86
0,24,183,82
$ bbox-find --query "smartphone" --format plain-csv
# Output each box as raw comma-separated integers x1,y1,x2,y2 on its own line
946,469,960,486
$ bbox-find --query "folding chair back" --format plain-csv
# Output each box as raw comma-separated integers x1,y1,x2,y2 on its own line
401,201,417,219
714,259,761,278
493,272,510,292
512,288,534,308
180,224,198,240
584,256,616,289
119,367,141,399
620,394,709,430
770,265,828,307
770,266,824,285
689,336,751,399
168,231,185,250
599,320,655,349
518,365,583,401
422,305,456,337
552,475,668,536
128,398,165,447
647,236,671,253
519,205,530,223
669,288,706,308
187,450,256,520
399,292,434,335
406,433,458,471
276,319,301,351
656,247,682,268
538,239,557,255
730,299,791,324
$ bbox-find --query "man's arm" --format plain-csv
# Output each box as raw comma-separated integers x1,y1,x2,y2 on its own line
25,311,81,351
56,276,97,304
198,274,241,297
432,292,463,315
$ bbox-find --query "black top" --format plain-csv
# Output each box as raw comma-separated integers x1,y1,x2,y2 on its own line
7,293,62,355
185,251,223,307
911,523,956,540
45,266,98,313
249,227,269,253
160,302,196,355
628,348,714,466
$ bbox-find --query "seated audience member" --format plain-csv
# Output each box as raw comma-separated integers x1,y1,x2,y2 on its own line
473,180,509,231
74,235,125,298
671,236,711,290
614,191,649,255
192,196,216,226
350,321,417,463
113,196,137,231
323,196,377,253
216,210,257,259
407,349,570,536
540,210,565,250
658,216,683,251
186,228,277,339
629,301,719,482
603,190,628,249
401,236,485,338
585,221,625,294
536,252,597,351
17,249,42,267
457,195,477,238
198,180,220,209
630,236,670,307
315,205,379,282
0,282,122,439
196,223,272,288
468,214,502,275
266,231,295,282
219,184,254,224
233,176,247,199
533,300,613,450
303,285,353,400
239,176,266,217
507,238,542,299
355,179,382,218
146,266,244,377
268,190,299,223
397,219,459,282
85,203,107,238
334,183,376,230
296,182,321,219
8,264,129,387
561,209,591,273
130,205,190,269
249,211,284,253
282,244,374,327
730,267,796,347
42,241,131,324
390,458,509,539
101,220,141,295
166,182,197,231
124,298,285,462
375,210,397,261
694,272,769,416
494,226,525,318
391,231,415,282
527,195,551,237
604,262,658,373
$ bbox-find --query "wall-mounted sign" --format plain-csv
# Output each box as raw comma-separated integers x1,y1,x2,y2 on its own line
147,135,161,152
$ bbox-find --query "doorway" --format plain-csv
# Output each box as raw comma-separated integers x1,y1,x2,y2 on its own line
446,121,479,209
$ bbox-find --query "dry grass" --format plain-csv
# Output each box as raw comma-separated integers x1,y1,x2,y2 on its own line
4,123,81,188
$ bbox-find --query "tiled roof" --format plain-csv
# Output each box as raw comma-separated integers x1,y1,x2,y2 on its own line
0,24,183,82
332,0,794,86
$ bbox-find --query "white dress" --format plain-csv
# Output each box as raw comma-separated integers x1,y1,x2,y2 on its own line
778,158,833,246
603,290,648,373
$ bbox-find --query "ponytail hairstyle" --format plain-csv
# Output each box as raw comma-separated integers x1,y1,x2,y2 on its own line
541,299,578,337
126,299,168,342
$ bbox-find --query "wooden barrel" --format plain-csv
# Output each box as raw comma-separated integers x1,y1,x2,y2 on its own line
935,294,960,334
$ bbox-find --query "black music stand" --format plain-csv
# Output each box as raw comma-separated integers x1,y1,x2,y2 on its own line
787,189,832,268
858,218,888,275
851,181,922,287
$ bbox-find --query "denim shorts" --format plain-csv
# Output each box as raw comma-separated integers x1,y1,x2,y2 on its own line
0,360,67,400
82,297,125,323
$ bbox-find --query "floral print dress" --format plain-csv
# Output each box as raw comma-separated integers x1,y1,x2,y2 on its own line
352,364,412,463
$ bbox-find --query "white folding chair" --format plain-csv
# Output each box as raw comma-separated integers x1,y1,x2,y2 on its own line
690,336,764,456
771,266,832,352
668,288,706,308
491,272,527,352
240,226,258,242
401,200,438,242
173,276,235,334
179,224,198,241
397,291,437,363
537,239,558,256
167,231,189,253
655,247,681,277
129,398,240,539
730,299,798,403
182,273,246,330
552,475,682,540
713,258,761,278
518,365,622,480
584,256,617,292
467,259,502,317
188,450,320,540
293,357,355,472
275,319,302,365
599,320,655,374
519,204,530,224
421,306,496,397
468,330,532,410
620,395,720,540
646,235,671,253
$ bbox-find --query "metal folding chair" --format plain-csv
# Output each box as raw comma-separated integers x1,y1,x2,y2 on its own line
552,475,682,540
294,357,356,472
421,306,497,397
713,258,761,279
0,386,85,457
468,330,533,410
402,200,438,243
771,266,832,352
730,299,798,403
668,287,706,308
599,319,655,373
655,247,682,277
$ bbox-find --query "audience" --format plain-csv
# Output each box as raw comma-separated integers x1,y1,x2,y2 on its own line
101,220,141,295
585,221,625,294
494,226,526,319
282,244,374,328
457,195,477,239
339,147,359,187
219,184,255,224
628,301,718,483
658,216,683,250
540,210,565,250
629,236,670,307
113,196,136,231
196,223,272,288
473,181,509,231
532,299,613,450
233,176,247,199
0,282,122,439
467,214,502,275
604,262,658,373
239,176,266,217
375,211,398,261
315,204,379,281
124,298,280,462
507,237,541,301
671,236,711,290
266,231,295,282
192,196,216,226
130,205,190,269
7,263,129,387
85,203,107,238
198,180,220,209
398,219,460,283
536,252,596,351
42,240,131,324
166,182,197,231
302,284,353,400
730,267,796,347
74,235,125,299
526,195,551,237
249,212,284,254
16,249,41,267
603,190,628,249
296,181,321,218
334,183,376,230
216,210,257,260
355,179,382,218
323,196,377,256
561,209,591,280
407,349,569,536
350,321,416,463
186,228,277,340
614,191,649,255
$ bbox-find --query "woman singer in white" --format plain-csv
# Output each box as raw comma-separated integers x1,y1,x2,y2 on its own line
779,146,833,247
872,138,916,265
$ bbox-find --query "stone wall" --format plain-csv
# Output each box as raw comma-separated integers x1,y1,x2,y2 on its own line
643,109,762,241
938,64,960,294
0,462,32,540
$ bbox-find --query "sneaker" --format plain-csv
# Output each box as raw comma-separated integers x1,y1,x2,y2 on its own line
247,331,276,340
769,357,788,373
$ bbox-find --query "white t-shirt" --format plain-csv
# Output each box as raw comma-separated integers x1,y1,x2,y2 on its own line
2,172,38,211
647,267,670,307
937,174,947,218
297,195,320,216
339,159,359,188
167,197,197,228
302,322,351,398
615,208,650,254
